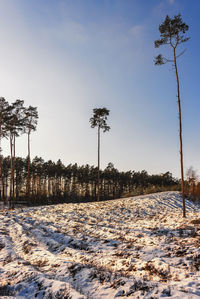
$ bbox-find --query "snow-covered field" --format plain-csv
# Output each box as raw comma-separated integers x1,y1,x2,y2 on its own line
0,192,200,298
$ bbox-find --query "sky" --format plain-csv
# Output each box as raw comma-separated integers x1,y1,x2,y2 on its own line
0,0,199,178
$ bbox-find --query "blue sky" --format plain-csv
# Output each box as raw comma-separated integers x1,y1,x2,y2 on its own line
0,0,199,178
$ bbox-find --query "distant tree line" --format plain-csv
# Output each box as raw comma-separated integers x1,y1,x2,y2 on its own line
0,157,179,206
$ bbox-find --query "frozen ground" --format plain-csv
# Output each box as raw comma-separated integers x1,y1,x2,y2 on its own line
0,191,200,298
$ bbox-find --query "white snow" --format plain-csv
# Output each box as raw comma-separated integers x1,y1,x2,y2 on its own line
0,191,200,298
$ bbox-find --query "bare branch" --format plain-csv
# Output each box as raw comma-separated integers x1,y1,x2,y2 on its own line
176,49,186,59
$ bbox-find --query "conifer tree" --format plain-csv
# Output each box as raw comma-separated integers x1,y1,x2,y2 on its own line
24,106,38,198
0,98,10,200
154,14,189,217
6,100,25,207
90,108,110,201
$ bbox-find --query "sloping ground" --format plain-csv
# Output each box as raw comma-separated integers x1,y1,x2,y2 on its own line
0,191,200,298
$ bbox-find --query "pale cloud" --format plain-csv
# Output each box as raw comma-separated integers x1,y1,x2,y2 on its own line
153,0,176,17
129,25,143,38
49,21,89,44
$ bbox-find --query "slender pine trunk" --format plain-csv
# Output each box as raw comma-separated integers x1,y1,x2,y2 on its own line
97,125,100,201
0,121,2,201
12,135,15,203
48,177,51,198
2,176,5,202
9,135,13,208
27,131,31,198
173,47,186,218
5,177,8,199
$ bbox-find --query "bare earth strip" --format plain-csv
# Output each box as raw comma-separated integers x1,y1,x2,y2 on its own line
0,191,200,298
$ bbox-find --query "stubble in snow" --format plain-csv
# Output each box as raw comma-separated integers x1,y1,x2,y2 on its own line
0,191,200,298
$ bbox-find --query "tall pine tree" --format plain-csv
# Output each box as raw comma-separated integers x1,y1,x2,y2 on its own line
90,108,110,201
154,14,189,217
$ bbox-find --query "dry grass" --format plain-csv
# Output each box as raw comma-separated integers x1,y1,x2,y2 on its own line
190,218,200,224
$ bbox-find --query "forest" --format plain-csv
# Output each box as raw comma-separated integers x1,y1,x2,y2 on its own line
0,95,198,208
0,97,181,207
0,156,179,206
